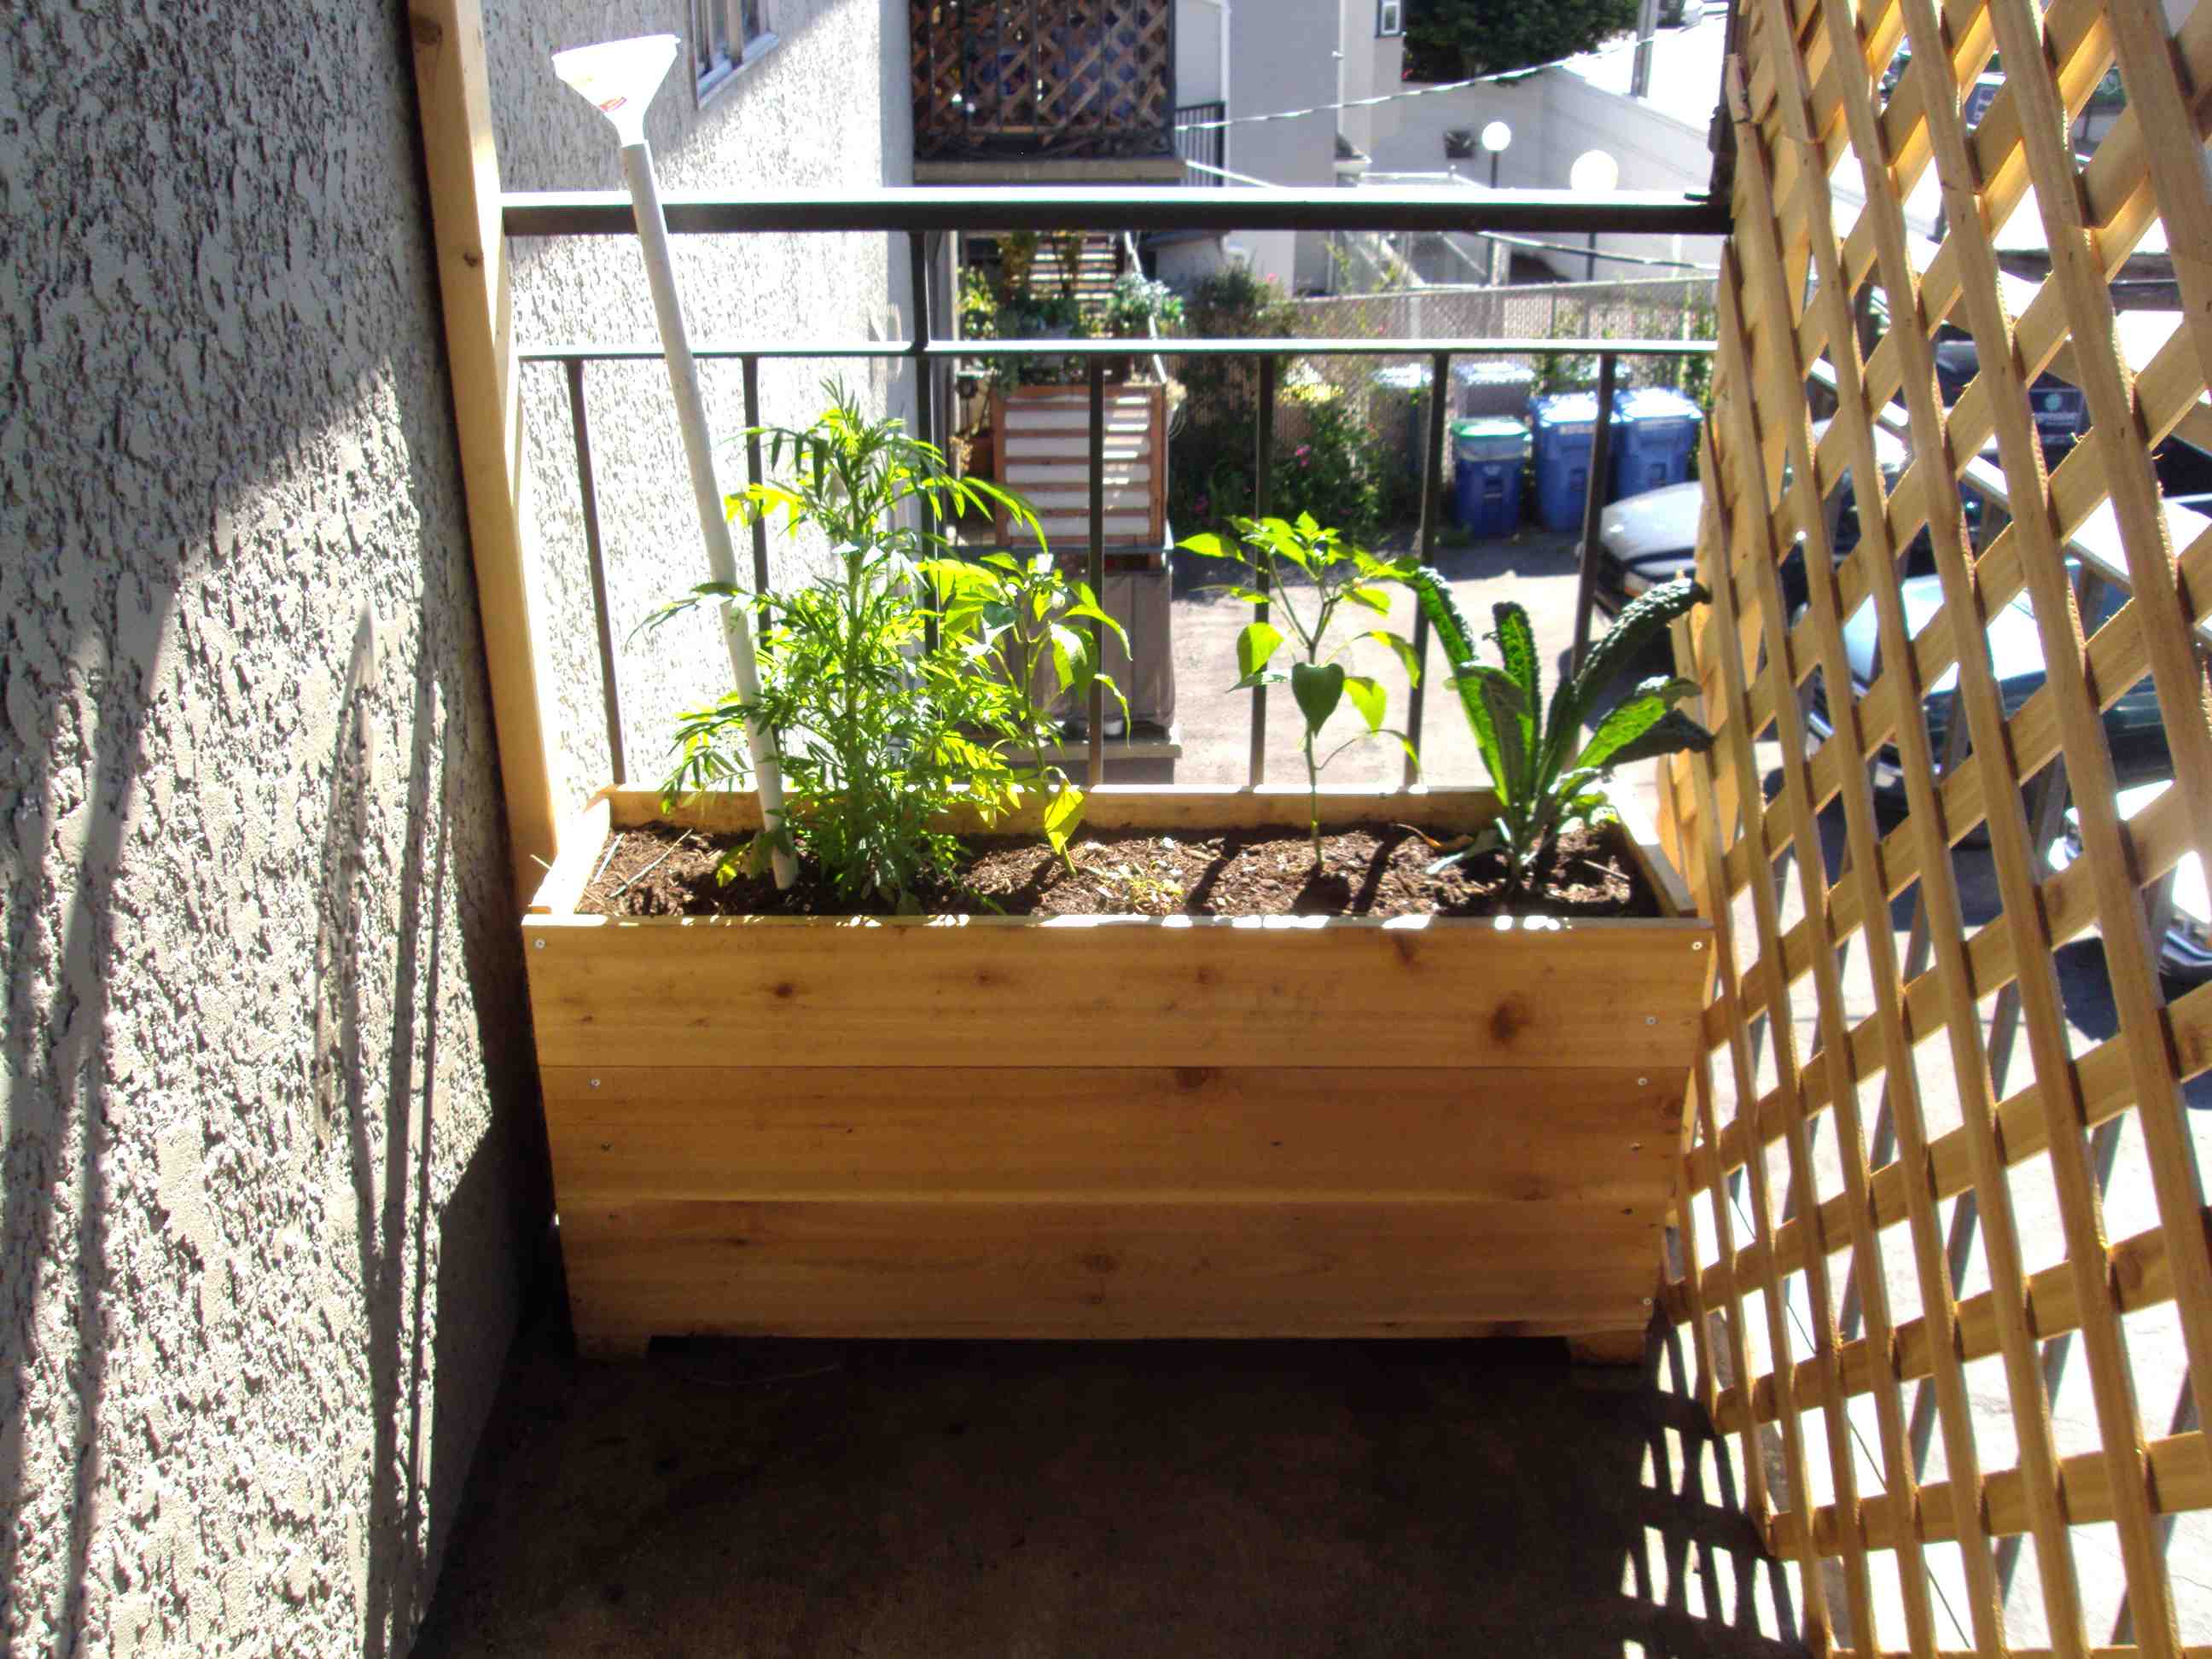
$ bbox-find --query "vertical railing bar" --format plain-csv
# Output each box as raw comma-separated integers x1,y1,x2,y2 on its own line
1569,351,1619,676
1087,357,1106,789
564,356,627,785
1405,350,1448,786
1249,353,1278,787
740,354,771,592
909,233,940,655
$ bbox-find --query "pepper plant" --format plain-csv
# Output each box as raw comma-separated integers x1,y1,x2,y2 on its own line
1405,568,1714,894
643,383,1056,910
1179,513,1421,865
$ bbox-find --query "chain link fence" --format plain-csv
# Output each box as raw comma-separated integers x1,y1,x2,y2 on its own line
1290,276,1720,484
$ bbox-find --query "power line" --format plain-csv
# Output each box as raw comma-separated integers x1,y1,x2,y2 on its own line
1177,158,1720,274
1174,30,1652,132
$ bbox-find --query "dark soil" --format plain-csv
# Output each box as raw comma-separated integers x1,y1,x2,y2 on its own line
575,820,1660,921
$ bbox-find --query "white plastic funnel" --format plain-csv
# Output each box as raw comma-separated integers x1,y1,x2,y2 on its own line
554,34,797,889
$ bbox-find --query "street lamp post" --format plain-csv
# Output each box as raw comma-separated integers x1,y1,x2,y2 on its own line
1481,121,1512,282
1569,148,1619,280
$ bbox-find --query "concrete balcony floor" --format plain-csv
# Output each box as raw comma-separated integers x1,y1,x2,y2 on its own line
416,1319,1804,1657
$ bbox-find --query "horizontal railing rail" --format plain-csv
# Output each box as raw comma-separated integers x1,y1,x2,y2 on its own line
501,185,1732,239
506,187,1723,795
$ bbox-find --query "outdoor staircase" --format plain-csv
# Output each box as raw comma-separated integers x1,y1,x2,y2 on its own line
1026,232,1127,306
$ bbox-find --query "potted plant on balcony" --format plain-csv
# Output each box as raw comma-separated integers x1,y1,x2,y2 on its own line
521,391,1714,1362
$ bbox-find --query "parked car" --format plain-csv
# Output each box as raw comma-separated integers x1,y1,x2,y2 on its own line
1881,50,2005,129
1588,420,1908,615
1932,334,2086,461
1802,565,2170,801
2046,780,2212,983
1657,0,1706,25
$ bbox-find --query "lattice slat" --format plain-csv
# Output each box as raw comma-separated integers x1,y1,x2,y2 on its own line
1664,0,2212,1648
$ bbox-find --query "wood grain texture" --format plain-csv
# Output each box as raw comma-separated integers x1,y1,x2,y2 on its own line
523,912,1708,1071
408,0,565,899
543,1064,1685,1203
558,1195,1668,1340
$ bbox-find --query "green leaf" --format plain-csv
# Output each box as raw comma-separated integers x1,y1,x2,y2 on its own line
1062,598,1131,652
1490,603,1540,767
1602,705,1717,767
1042,782,1086,856
1178,531,1231,559
1477,668,1528,799
1357,629,1423,685
1447,669,1506,800
1290,660,1347,735
1570,577,1710,724
1342,674,1387,733
1345,585,1393,614
1572,677,1702,771
1237,620,1284,683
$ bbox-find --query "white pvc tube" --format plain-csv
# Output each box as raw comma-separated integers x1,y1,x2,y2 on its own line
554,37,795,888
619,140,796,889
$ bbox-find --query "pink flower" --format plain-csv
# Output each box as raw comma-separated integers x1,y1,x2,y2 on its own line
1295,445,1312,458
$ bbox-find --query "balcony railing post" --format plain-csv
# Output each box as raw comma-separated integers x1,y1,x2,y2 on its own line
562,357,627,785
1406,350,1451,785
1088,357,1107,789
1569,350,1620,677
739,354,770,591
910,232,940,653
1249,354,1278,786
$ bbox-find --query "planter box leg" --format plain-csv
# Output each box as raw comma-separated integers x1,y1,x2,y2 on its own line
1566,1329,1650,1367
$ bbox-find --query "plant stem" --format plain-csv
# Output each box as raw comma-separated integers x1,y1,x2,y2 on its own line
1304,723,1323,869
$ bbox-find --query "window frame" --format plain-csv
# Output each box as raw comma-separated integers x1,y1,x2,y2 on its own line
1377,0,1405,36
694,0,777,106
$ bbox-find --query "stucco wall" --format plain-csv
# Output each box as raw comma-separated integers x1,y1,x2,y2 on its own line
1,3,907,1657
1,3,541,1653
495,0,917,812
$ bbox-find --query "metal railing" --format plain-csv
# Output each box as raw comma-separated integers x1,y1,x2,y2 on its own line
503,186,1729,792
1173,102,1225,184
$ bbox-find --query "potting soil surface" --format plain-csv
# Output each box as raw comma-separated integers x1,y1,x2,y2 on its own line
576,821,1660,920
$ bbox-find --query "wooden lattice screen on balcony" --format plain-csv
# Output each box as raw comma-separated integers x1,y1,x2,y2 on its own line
910,0,1175,162
1656,0,2212,1650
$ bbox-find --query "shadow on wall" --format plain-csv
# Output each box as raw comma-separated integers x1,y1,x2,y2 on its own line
314,598,547,1659
0,20,544,1656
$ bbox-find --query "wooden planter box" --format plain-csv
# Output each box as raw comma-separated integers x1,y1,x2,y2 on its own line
523,788,1712,1359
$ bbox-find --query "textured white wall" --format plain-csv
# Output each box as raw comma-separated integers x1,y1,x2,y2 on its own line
495,0,917,811
0,1,908,1655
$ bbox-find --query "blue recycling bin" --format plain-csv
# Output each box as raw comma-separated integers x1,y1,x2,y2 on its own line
1452,417,1530,537
1529,393,1604,532
1610,387,1703,499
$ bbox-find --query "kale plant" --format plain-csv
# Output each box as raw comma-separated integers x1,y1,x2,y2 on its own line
1180,514,1421,866
1406,570,1714,894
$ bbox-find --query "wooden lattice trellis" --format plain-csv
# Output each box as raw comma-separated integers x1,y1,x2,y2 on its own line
910,0,1176,162
1658,0,2212,1651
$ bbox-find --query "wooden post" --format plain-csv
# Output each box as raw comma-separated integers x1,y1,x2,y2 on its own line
408,0,568,905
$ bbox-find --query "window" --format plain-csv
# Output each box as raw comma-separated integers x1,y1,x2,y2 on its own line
694,0,774,102
1377,0,1405,33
